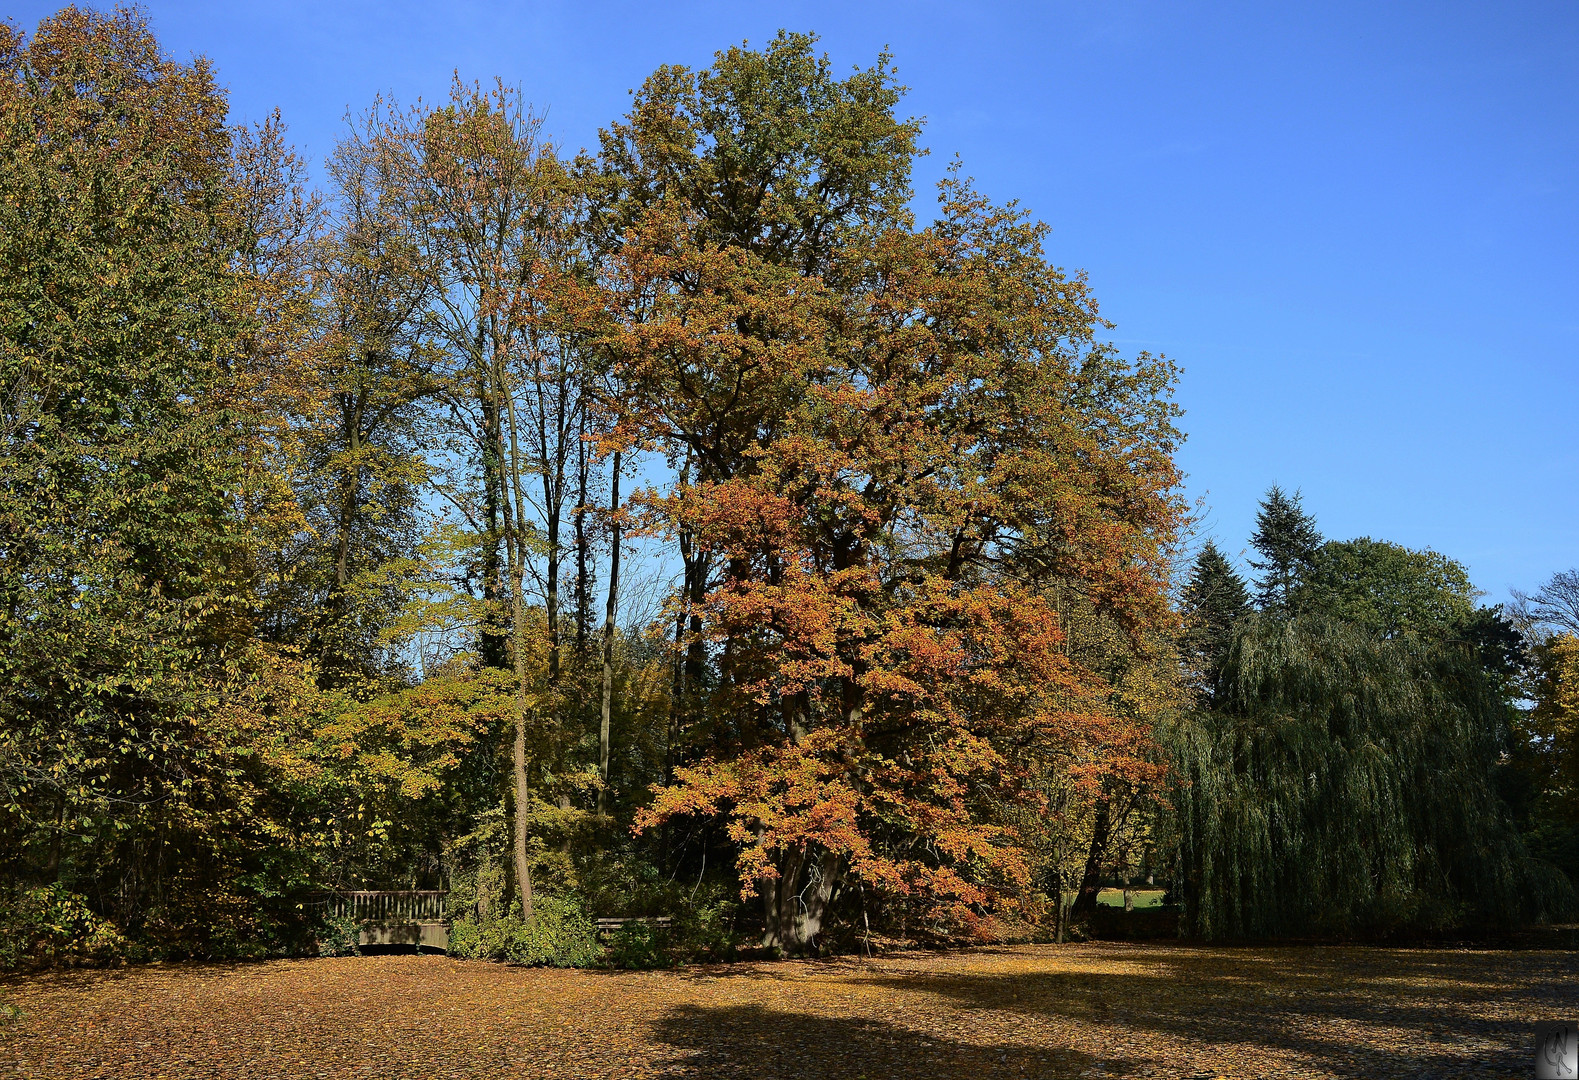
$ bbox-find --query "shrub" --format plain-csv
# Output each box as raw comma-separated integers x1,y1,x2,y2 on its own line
0,885,136,970
449,895,601,967
448,914,485,959
672,893,742,962
609,920,668,969
316,913,362,957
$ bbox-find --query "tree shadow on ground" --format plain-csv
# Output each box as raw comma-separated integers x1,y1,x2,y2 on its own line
856,946,1569,1078
652,1002,1122,1080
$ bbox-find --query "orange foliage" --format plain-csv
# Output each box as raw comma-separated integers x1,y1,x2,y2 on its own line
611,173,1185,936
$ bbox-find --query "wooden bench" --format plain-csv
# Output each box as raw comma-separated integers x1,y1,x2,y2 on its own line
313,894,673,950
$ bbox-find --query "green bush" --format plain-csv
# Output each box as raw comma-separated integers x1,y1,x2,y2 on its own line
448,895,601,967
0,885,137,969
609,920,668,969
316,913,362,957
672,892,741,962
448,913,484,958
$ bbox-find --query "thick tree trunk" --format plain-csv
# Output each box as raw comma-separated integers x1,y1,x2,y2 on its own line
1071,800,1113,917
598,453,621,817
760,844,842,954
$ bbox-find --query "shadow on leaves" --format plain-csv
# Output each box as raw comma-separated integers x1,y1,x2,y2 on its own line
652,1002,1122,1079
856,946,1560,1077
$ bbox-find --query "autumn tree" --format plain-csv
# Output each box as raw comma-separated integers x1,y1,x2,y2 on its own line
1506,571,1579,889
1520,634,1579,884
0,6,334,951
340,79,633,917
242,121,443,692
587,33,925,784
593,35,1186,952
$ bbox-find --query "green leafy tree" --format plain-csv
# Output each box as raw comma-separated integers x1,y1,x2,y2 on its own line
1164,616,1571,939
1248,486,1321,612
0,7,338,956
1296,537,1476,638
258,130,439,692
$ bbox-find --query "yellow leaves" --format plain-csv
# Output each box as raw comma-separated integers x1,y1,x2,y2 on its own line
27,943,1520,1078
1530,633,1579,793
316,666,519,802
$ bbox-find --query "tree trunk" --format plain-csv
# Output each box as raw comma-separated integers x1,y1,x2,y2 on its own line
760,844,842,955
512,713,533,921
574,416,590,660
540,375,568,687
1071,799,1112,917
46,794,65,882
598,453,621,817
544,500,561,685
499,347,537,923
477,375,508,670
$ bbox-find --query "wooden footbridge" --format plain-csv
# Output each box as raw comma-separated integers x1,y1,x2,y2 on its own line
320,891,669,952
325,890,450,950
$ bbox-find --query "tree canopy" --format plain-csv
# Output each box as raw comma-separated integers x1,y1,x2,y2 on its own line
1167,615,1569,938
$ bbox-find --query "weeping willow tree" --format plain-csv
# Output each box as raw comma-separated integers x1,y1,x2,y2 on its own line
1163,615,1573,939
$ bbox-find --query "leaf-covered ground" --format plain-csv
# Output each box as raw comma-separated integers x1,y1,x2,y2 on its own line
1,942,1568,1078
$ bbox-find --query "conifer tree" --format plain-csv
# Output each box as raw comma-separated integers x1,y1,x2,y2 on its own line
1248,485,1321,612
1181,540,1251,701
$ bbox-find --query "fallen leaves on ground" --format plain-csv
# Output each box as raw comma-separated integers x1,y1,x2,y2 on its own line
0,942,1568,1078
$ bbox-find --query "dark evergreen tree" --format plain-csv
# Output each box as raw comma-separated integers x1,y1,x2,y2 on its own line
1248,485,1322,612
1181,540,1252,703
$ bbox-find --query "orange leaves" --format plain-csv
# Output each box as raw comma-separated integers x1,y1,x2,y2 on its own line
592,68,1186,941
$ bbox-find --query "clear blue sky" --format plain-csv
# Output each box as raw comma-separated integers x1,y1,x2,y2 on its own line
16,1,1577,601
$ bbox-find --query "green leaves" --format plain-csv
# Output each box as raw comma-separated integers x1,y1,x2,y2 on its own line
1297,537,1476,638
1165,615,1572,938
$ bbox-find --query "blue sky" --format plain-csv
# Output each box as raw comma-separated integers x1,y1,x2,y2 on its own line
15,1,1577,601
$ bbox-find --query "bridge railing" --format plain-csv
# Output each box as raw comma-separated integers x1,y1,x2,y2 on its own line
312,892,672,932
320,890,448,923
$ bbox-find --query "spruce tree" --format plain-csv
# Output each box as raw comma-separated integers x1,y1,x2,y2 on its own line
1248,485,1322,612
1182,540,1252,701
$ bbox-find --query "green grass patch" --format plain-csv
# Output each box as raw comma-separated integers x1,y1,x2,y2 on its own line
1096,888,1167,909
